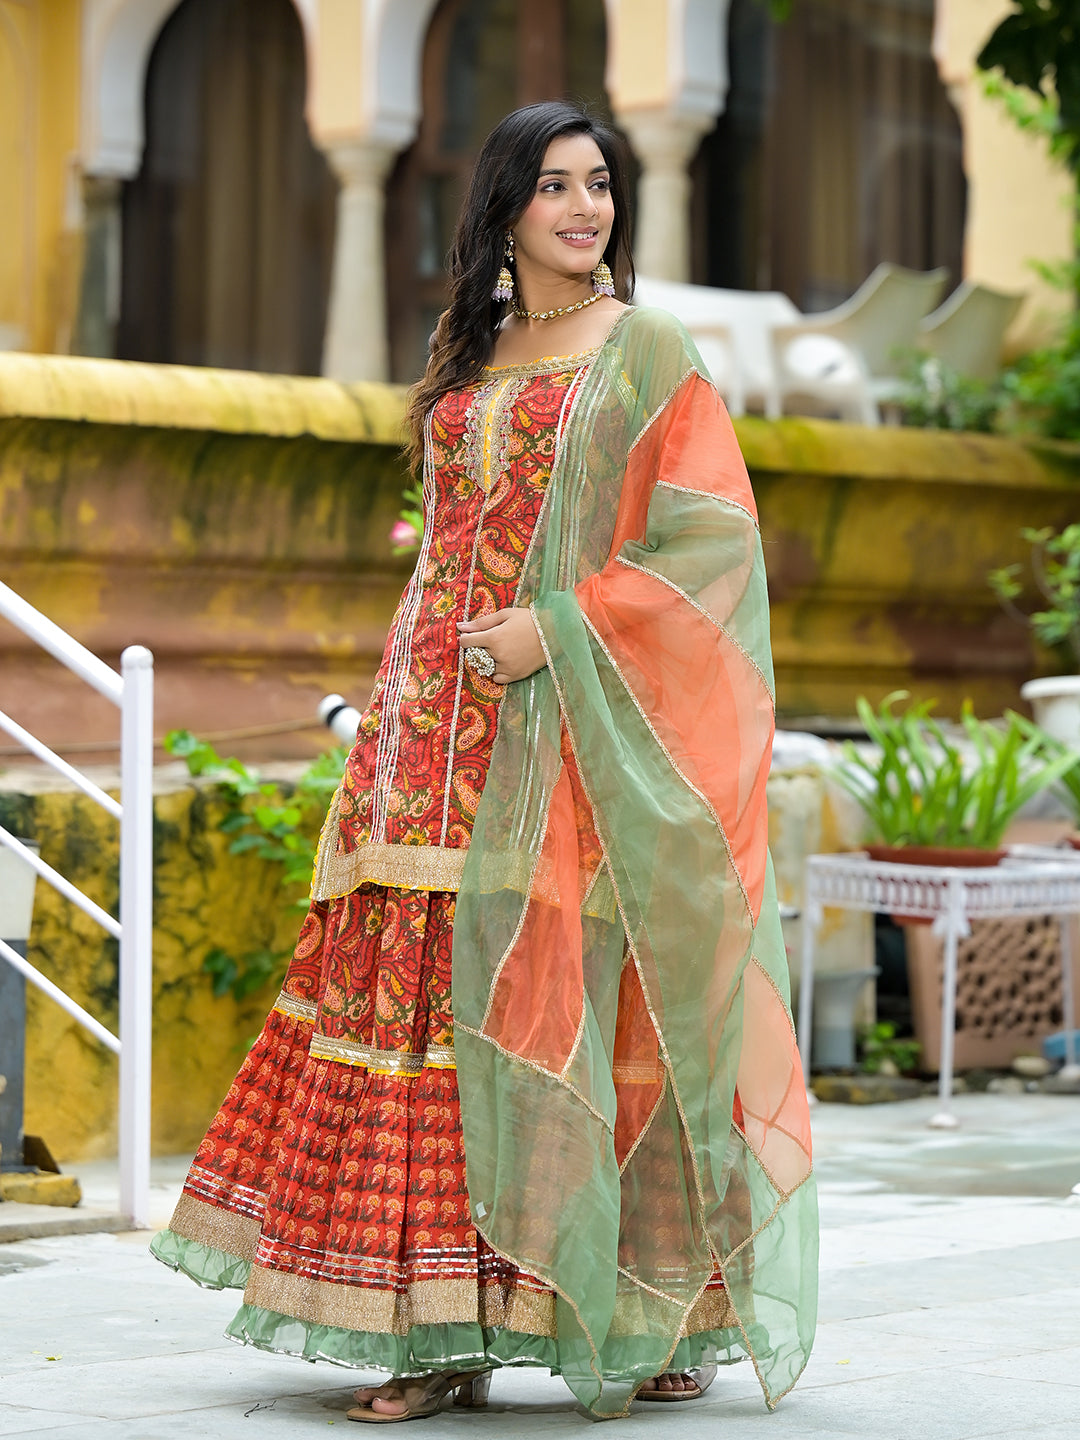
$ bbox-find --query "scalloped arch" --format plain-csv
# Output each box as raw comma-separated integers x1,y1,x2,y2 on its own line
82,0,316,177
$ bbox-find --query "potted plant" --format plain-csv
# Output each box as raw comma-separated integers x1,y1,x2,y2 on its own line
989,525,1080,746
832,691,1078,865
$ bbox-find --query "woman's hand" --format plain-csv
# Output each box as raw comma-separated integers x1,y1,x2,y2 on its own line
457,608,546,684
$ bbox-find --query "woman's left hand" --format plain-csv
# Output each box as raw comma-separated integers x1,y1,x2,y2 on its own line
457,608,546,684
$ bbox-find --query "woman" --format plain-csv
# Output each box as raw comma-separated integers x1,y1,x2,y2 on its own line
152,101,817,1423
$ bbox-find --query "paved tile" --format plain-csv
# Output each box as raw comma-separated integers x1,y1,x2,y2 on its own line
3,1094,1080,1438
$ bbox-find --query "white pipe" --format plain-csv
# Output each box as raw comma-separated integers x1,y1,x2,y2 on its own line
0,825,122,939
0,708,123,819
930,878,963,1130
0,935,121,1054
0,580,123,705
119,645,154,1230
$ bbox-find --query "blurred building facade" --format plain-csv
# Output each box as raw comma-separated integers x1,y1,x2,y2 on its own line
1,0,1073,385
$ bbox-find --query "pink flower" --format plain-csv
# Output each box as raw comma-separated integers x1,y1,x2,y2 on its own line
390,519,420,548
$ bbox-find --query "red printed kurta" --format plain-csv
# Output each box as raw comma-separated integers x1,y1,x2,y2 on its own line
157,347,731,1353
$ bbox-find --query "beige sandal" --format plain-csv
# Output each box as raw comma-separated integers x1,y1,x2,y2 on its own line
347,1369,491,1423
637,1364,718,1402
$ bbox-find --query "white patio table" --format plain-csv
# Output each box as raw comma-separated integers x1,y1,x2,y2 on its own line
798,852,1080,1128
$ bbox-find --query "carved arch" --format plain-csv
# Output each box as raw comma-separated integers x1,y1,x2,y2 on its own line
81,0,316,176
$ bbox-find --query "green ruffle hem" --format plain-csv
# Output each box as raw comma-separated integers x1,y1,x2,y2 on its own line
150,1227,746,1383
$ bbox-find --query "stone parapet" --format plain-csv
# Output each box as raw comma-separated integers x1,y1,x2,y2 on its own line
2,354,1079,763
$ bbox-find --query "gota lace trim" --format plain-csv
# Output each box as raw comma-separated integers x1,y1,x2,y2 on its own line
170,1191,261,1261
273,991,318,1023
244,1263,559,1337
481,348,599,378
312,839,469,901
308,1035,456,1075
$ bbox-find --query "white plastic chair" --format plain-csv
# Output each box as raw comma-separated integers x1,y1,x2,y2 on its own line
768,263,948,425
633,275,799,418
917,281,1024,381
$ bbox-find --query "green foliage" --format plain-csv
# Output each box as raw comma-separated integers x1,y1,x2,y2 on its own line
1001,310,1080,440
164,730,347,1001
858,1021,922,1076
977,0,1080,176
981,72,1072,169
832,692,1079,848
988,524,1080,670
898,354,1004,433
1059,753,1080,824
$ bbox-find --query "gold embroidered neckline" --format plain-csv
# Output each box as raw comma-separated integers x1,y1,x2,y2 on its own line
482,347,599,378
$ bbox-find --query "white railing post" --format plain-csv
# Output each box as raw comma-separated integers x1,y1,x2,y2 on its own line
0,583,154,1226
119,645,154,1228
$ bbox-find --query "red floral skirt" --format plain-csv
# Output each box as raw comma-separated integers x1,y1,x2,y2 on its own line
161,881,730,1351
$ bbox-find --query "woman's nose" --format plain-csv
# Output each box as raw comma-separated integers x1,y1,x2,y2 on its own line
571,187,598,218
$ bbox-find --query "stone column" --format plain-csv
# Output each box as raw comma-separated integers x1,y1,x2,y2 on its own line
321,138,399,383
616,110,713,283
72,175,123,358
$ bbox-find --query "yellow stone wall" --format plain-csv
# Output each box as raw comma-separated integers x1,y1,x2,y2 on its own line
2,356,1078,762
0,0,81,355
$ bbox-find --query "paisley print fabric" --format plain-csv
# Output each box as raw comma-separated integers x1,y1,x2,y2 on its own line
319,360,591,895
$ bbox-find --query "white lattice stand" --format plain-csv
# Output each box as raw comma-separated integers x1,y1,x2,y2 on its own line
799,853,1080,1128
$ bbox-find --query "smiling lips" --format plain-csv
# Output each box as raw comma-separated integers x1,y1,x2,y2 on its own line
557,229,599,247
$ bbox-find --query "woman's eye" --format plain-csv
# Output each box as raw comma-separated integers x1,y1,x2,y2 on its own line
590,180,610,192
539,181,565,194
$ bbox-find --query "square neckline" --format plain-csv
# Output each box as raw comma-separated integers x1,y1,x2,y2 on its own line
481,308,632,378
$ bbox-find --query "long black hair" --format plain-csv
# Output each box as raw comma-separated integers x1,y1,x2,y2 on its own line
405,101,634,467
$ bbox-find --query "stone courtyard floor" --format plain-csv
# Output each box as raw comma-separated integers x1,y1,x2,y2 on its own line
1,1092,1079,1439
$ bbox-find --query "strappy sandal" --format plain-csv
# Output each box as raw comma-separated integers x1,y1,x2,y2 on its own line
636,1363,718,1402
346,1369,491,1423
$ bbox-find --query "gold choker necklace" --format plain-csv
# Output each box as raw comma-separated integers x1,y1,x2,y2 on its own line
513,291,603,322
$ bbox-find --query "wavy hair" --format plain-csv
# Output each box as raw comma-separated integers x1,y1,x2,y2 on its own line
403,102,635,469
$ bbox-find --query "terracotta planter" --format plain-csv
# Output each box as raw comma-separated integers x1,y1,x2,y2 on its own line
866,845,1005,868
866,846,1005,925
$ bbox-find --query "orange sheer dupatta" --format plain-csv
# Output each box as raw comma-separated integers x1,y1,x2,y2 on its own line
452,309,817,1416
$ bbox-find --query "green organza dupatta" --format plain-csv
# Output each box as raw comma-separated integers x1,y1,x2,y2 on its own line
452,307,818,1416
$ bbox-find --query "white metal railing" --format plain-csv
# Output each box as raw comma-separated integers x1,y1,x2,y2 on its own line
0,580,153,1227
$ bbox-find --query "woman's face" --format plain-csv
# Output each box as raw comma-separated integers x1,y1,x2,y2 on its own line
511,133,615,283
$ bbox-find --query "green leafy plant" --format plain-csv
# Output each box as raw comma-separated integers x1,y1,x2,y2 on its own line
832,692,1079,848
897,354,1004,434
165,730,346,1000
1059,754,1080,826
977,8,1080,437
858,1021,922,1076
977,1,1080,182
1000,308,1080,440
988,524,1080,671
981,71,1074,173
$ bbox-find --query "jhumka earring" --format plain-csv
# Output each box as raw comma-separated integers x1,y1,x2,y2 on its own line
493,233,515,303
591,258,615,297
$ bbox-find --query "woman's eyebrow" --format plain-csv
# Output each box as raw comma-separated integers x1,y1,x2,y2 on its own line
537,165,610,178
